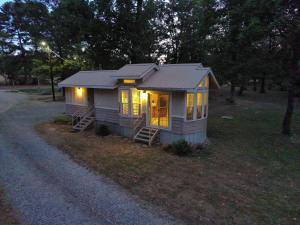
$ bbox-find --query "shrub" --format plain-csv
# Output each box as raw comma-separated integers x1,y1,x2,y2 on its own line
96,125,111,137
171,140,192,156
53,115,71,125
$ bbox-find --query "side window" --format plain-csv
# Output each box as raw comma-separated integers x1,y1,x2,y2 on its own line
121,90,129,116
131,89,141,117
186,93,194,120
197,92,203,119
198,76,209,88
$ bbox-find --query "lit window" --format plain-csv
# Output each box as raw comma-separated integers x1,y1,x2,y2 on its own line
186,93,194,120
132,89,141,117
197,92,203,119
198,76,209,88
124,80,136,84
203,93,209,117
121,90,129,116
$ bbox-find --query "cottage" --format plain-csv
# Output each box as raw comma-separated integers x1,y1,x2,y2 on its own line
58,63,220,145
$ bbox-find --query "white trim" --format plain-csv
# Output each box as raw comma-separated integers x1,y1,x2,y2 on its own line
66,103,88,107
172,115,185,119
147,92,171,131
94,106,119,111
184,89,209,122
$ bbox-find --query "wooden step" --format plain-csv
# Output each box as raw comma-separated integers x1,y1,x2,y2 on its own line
136,133,152,139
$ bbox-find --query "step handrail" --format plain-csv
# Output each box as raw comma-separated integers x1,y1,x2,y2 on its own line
149,128,160,146
133,113,146,135
71,107,90,126
72,106,94,127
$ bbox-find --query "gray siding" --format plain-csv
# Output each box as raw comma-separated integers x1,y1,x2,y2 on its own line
119,116,135,128
172,117,207,135
160,130,206,144
95,107,119,124
65,104,88,115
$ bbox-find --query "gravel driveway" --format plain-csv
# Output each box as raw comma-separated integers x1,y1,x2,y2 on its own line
0,91,176,225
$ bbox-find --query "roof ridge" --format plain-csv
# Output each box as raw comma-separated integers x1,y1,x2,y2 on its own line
80,70,118,72
161,63,202,67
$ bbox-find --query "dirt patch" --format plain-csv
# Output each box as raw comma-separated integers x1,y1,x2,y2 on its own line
0,188,19,225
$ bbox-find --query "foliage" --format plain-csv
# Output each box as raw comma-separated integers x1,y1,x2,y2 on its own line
53,115,71,125
0,0,299,133
170,140,192,156
96,124,111,137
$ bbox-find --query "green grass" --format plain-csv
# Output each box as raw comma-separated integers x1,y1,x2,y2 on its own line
36,91,300,225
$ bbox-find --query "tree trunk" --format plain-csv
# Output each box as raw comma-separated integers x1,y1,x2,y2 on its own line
227,81,236,103
238,84,245,96
260,75,266,93
253,78,257,91
282,29,300,135
282,82,295,135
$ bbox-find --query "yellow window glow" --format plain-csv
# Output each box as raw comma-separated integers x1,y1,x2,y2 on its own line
198,76,209,88
121,90,129,116
186,93,194,120
124,80,136,84
132,89,141,116
197,92,203,119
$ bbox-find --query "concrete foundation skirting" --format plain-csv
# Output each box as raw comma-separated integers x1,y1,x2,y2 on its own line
160,129,207,144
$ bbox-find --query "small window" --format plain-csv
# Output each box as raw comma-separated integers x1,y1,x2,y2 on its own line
121,90,129,116
197,92,203,119
203,93,209,117
198,76,209,88
186,93,194,120
124,79,136,84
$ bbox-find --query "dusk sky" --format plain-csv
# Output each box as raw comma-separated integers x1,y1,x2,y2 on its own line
0,0,9,5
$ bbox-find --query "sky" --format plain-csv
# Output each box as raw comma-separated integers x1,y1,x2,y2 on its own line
0,0,9,6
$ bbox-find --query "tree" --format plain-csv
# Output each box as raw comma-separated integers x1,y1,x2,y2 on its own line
281,0,300,135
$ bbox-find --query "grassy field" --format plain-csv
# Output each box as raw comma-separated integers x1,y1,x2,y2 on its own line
0,188,19,225
36,90,300,225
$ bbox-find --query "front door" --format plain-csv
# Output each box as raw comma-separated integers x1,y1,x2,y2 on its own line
87,88,94,107
149,93,169,128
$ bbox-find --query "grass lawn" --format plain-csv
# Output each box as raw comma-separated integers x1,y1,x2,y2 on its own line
0,188,19,225
36,90,300,225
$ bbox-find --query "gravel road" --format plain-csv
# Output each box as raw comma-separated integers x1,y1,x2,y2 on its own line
0,91,176,225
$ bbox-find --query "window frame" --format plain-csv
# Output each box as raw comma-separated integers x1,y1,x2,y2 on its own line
119,87,142,118
120,89,130,116
184,75,209,121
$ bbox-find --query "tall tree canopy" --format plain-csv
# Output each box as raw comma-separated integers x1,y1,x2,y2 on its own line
0,0,299,134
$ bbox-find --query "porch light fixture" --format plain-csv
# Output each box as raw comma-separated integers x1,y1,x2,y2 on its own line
76,87,83,97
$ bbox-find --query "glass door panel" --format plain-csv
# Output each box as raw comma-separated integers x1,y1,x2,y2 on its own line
159,95,169,128
149,93,169,128
150,93,159,126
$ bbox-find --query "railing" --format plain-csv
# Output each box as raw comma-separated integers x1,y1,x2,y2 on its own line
133,113,146,135
71,106,93,126
149,127,160,146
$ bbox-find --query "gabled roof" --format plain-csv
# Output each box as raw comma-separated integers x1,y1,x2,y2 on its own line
137,64,219,91
111,63,159,79
58,63,220,91
58,70,117,89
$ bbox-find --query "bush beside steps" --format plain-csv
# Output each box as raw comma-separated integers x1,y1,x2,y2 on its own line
96,125,111,137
